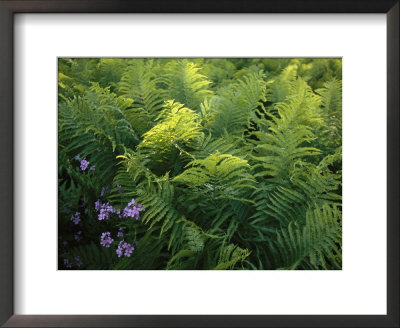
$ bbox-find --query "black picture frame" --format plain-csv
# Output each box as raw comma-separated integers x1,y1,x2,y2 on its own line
0,1,398,327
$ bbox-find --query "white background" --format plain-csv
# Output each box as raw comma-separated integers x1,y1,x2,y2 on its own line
14,14,387,315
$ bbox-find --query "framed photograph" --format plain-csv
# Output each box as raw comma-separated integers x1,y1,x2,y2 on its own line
0,1,398,327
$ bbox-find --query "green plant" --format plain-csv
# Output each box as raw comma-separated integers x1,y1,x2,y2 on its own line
58,58,342,270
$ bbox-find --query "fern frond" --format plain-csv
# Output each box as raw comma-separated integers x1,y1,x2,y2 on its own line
314,79,342,156
60,83,140,152
268,204,342,270
110,151,156,205
173,152,255,195
95,58,127,91
252,78,323,182
316,79,342,114
268,63,298,104
71,242,114,270
172,152,255,233
118,59,164,135
213,243,251,270
192,130,253,164
139,100,204,174
208,71,267,136
136,175,184,237
166,218,224,269
163,59,213,110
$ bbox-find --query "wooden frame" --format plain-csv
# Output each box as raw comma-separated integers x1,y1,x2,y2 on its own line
0,1,398,327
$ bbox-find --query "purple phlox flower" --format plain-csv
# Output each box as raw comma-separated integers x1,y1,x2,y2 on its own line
90,165,96,171
98,202,114,220
70,212,81,225
74,231,82,242
95,200,115,220
74,255,83,268
122,199,145,220
123,206,139,219
100,232,114,248
98,209,108,221
116,240,134,258
80,159,89,171
124,243,134,257
64,258,72,269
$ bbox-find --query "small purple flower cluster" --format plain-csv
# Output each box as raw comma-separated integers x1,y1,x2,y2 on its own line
80,159,90,171
70,212,81,225
95,200,115,221
100,232,114,248
116,240,134,258
75,155,95,171
94,197,144,221
122,199,144,220
98,229,135,258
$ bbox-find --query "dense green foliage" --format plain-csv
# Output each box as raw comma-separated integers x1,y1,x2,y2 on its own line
58,58,342,270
